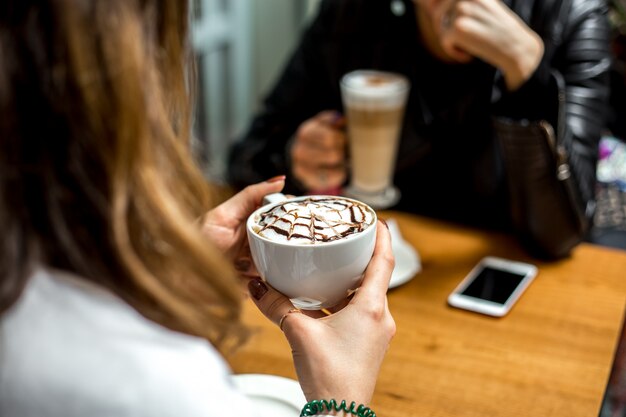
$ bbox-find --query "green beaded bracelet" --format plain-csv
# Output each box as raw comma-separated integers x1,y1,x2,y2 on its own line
300,399,376,417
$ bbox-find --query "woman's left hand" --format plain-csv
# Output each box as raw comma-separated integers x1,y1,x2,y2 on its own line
200,177,285,272
435,0,544,91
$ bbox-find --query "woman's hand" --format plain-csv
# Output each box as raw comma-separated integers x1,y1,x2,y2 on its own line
200,178,285,268
290,110,347,192
426,0,544,91
247,221,396,406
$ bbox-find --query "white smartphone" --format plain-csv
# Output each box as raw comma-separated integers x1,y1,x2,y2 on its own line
447,256,538,317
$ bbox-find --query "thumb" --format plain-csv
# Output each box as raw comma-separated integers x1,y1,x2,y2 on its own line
316,110,345,128
222,177,286,222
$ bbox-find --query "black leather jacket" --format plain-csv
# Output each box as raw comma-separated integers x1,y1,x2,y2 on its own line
229,0,611,258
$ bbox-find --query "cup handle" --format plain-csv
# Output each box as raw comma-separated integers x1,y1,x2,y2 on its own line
263,192,287,206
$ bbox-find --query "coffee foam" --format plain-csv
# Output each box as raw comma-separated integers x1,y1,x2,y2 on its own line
341,70,409,109
254,197,374,244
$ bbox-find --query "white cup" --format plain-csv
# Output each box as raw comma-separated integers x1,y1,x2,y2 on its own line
246,193,377,309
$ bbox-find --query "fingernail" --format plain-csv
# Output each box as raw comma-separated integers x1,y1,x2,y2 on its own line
234,259,251,272
266,175,286,183
248,278,268,300
331,111,344,126
380,219,389,229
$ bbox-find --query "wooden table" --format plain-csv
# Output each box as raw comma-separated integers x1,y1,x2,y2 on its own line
227,212,626,417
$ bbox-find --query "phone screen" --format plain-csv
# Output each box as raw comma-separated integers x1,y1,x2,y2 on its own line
460,266,526,305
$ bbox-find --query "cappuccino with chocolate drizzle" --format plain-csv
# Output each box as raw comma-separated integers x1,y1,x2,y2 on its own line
254,197,375,244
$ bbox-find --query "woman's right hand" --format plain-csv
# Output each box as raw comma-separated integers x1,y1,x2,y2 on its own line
290,110,348,192
247,221,396,406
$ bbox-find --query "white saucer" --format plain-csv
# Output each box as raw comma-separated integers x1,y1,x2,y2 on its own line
231,374,306,417
386,218,421,289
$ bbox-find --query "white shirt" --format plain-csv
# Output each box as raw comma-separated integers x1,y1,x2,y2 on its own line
0,268,258,417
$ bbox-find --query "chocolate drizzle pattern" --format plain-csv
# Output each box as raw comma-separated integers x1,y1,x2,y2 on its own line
256,197,373,243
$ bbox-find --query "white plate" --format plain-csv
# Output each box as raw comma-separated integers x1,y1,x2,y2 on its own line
387,218,421,289
231,374,306,417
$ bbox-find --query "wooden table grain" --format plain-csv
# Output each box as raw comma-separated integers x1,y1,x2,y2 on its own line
227,212,626,417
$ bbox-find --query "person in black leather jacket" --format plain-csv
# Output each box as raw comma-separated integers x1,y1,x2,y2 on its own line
228,0,611,258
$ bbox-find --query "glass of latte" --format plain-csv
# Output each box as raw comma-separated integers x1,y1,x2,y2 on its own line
340,70,410,209
246,194,377,309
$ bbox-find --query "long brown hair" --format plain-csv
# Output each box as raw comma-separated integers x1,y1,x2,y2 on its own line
0,0,245,347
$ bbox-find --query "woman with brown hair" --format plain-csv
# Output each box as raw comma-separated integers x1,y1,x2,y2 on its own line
0,1,395,416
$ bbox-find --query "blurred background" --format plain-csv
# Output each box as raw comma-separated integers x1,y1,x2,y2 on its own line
191,0,320,180
189,0,626,245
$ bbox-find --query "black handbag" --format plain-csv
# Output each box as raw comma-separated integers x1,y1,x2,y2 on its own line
493,71,589,259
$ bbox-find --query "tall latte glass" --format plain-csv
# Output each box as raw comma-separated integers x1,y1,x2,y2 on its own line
341,70,410,209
